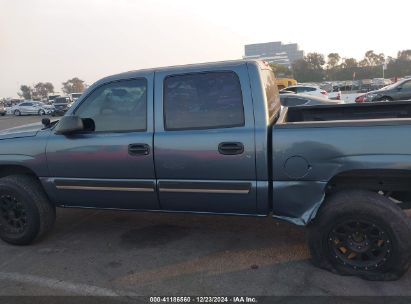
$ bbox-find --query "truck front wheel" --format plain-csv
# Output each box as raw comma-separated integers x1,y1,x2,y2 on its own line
307,190,411,280
0,175,55,245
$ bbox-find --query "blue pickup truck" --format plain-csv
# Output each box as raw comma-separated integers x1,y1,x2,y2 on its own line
1,60,411,280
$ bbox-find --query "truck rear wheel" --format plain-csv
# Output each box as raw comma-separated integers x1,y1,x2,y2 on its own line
0,175,55,245
307,190,411,280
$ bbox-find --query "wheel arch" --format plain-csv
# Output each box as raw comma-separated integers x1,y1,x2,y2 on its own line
0,165,40,180
326,169,411,193
273,169,411,226
380,96,393,101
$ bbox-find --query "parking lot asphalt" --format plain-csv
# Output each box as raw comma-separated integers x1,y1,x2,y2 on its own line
0,115,52,130
0,115,411,299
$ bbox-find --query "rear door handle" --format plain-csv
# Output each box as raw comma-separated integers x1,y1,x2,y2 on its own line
128,144,150,156
218,142,244,155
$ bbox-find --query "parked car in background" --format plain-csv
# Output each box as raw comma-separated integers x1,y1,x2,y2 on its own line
51,96,72,116
280,85,328,98
34,102,54,114
10,101,53,116
320,83,341,100
280,93,341,107
0,104,6,116
364,78,411,102
70,92,83,102
47,94,61,104
328,87,342,100
355,94,366,103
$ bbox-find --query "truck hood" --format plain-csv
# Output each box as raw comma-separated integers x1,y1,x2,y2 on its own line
0,122,43,140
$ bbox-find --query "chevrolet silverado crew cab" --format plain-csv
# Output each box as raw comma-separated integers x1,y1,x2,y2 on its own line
1,60,411,281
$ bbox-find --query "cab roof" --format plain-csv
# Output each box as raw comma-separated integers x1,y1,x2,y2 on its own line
94,59,263,85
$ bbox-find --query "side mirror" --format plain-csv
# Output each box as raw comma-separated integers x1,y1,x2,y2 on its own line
397,87,402,91
41,117,51,128
54,116,84,135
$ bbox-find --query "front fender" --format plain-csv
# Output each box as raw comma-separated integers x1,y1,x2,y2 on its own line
0,132,50,177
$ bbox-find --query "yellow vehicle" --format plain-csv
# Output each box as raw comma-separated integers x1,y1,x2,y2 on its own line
275,78,297,90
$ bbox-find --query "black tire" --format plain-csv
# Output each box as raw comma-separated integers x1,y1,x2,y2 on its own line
307,190,411,281
14,110,21,116
38,109,45,116
0,175,55,245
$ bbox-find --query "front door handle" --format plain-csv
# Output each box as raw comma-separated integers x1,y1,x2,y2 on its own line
128,144,150,156
218,142,244,155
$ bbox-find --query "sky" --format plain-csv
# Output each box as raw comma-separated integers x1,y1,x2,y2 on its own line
0,0,410,98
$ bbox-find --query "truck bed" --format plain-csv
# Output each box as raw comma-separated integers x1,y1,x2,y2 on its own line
283,100,411,123
272,100,411,224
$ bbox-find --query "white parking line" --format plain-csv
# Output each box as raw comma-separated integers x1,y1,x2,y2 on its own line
0,271,138,296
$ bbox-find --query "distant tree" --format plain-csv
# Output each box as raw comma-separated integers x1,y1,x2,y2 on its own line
268,49,411,82
62,77,86,94
359,58,370,67
269,63,293,78
385,50,411,78
397,50,411,61
341,58,358,69
326,53,341,70
362,50,385,66
386,56,395,64
305,52,325,70
292,54,325,83
32,82,54,99
18,85,32,100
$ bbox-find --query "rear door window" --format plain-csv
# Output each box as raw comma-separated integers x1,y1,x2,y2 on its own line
164,72,245,130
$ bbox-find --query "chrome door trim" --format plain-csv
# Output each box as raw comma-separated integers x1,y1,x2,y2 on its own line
55,185,154,192
159,187,250,194
158,181,251,194
50,178,155,192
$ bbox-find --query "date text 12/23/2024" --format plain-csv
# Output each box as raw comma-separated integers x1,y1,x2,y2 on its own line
149,296,257,303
